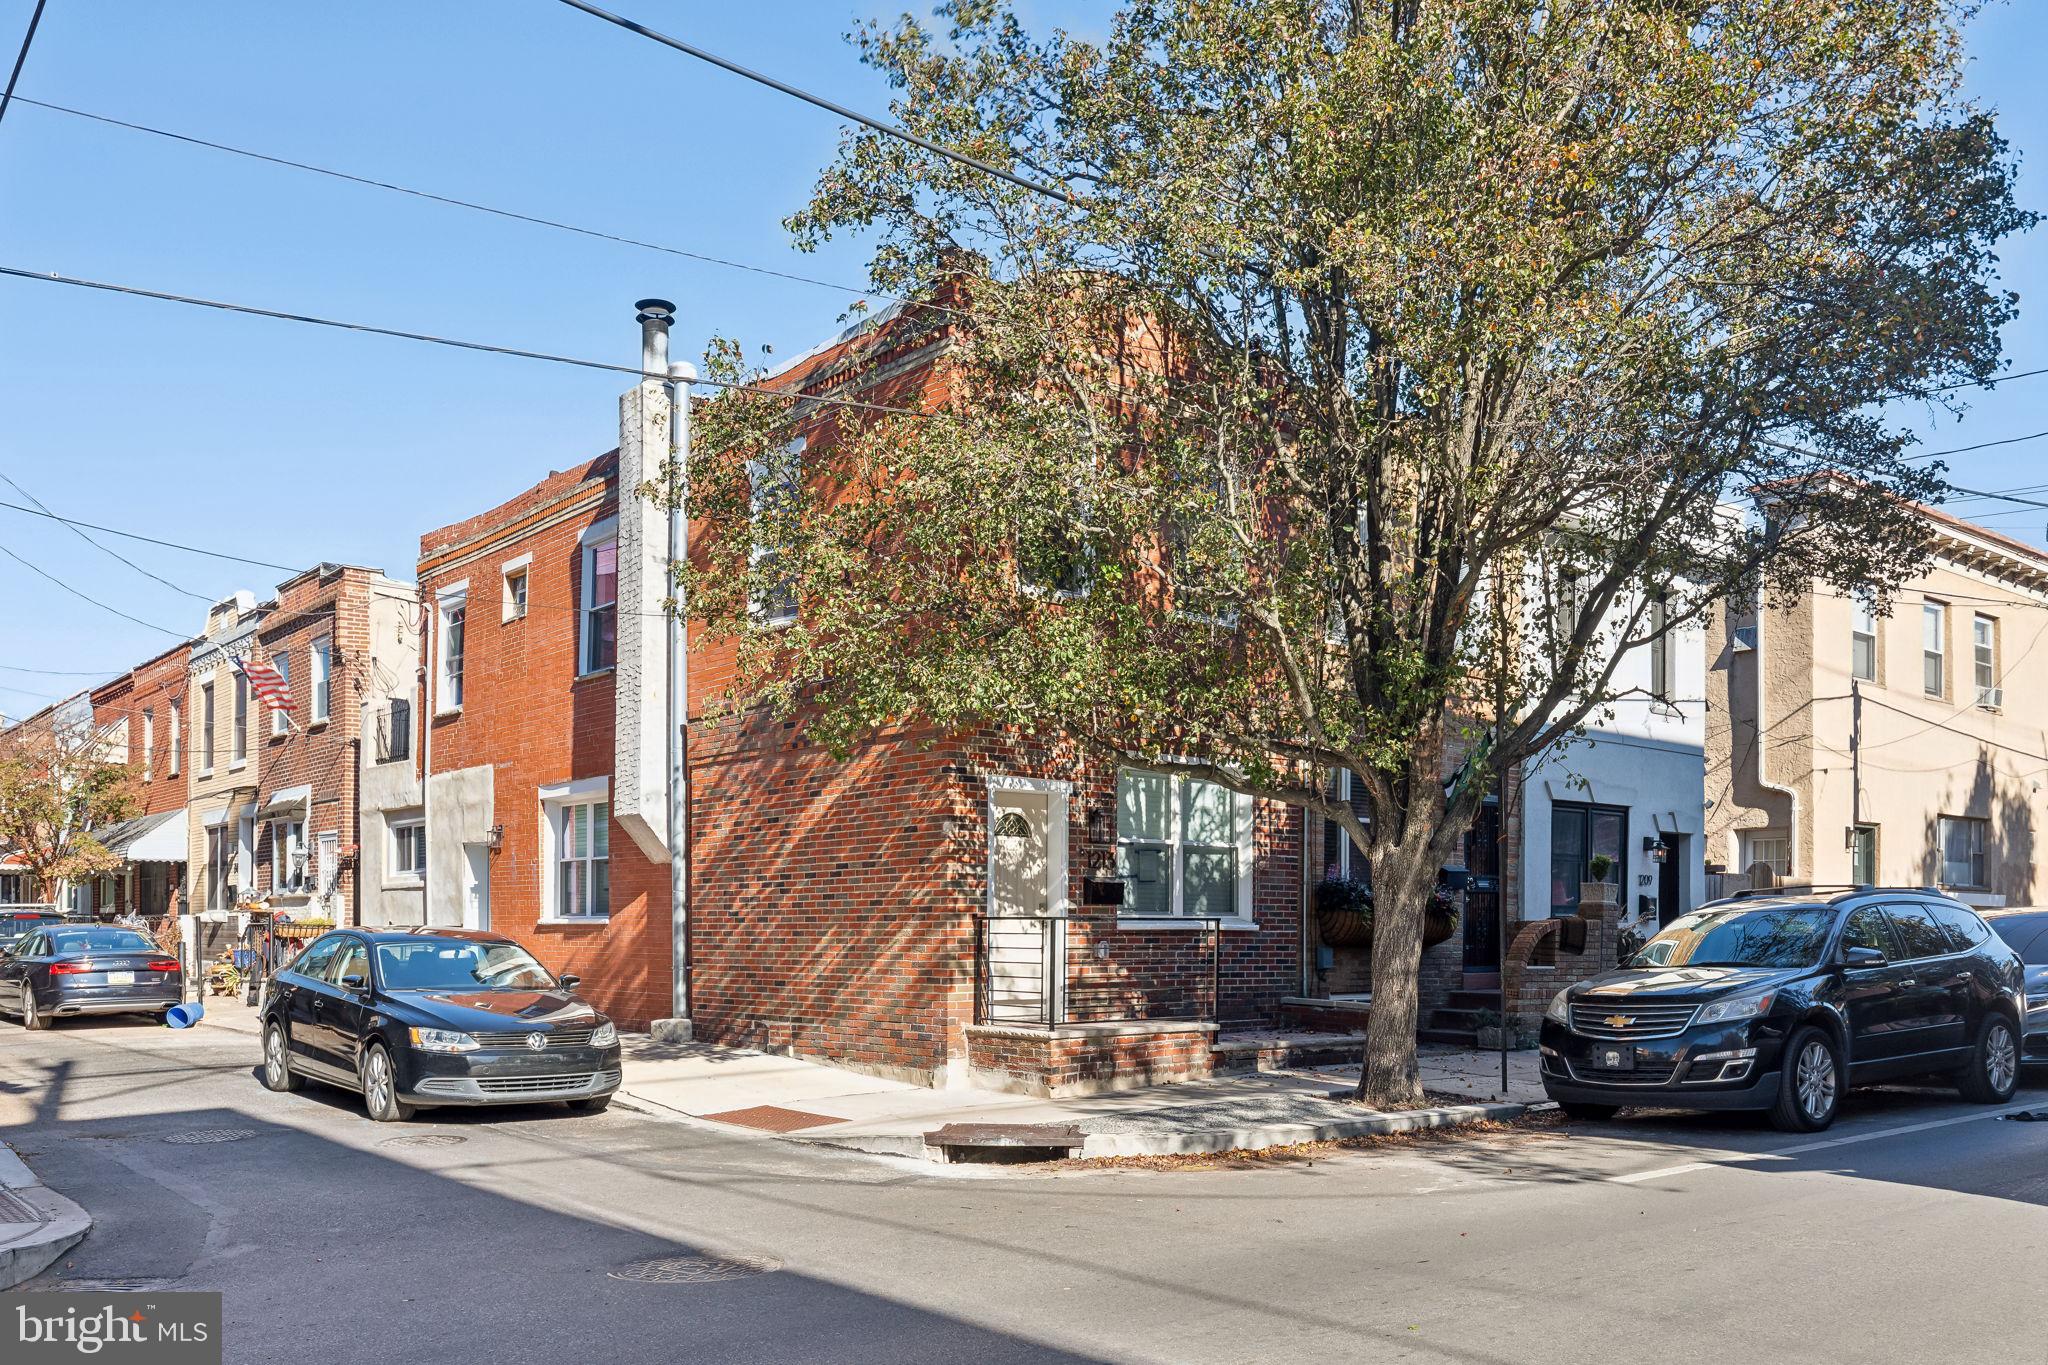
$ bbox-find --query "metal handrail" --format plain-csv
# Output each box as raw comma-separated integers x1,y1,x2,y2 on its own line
972,913,1225,1028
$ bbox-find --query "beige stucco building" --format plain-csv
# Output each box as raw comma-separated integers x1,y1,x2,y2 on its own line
1707,504,2048,906
184,591,266,915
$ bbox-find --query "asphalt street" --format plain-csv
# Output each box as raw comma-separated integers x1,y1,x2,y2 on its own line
3,1017,2045,1365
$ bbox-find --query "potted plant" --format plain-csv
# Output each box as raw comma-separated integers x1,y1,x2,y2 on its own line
1581,854,1620,912
1313,877,1374,947
1422,881,1460,950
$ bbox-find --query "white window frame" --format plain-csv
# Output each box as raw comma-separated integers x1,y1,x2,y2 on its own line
1851,593,1878,683
199,682,215,774
1647,592,1672,703
1937,815,1987,889
436,583,469,714
1923,600,1946,697
501,552,532,623
748,439,802,626
231,672,248,766
309,638,332,725
388,815,426,884
580,532,619,676
1973,614,1997,707
1320,769,1370,881
538,776,611,923
169,699,180,776
271,653,291,737
1738,830,1790,881
271,817,306,894
1114,766,1256,927
206,824,235,910
141,707,154,780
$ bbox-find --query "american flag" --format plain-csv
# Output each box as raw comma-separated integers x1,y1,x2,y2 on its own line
235,655,293,710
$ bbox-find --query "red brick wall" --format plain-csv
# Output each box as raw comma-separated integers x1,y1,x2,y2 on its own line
90,642,192,819
964,1023,1215,1096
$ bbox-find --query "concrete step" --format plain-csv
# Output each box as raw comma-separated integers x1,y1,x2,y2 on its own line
1446,990,1503,1011
1212,1030,1366,1075
1429,1007,1490,1030
1418,1027,1482,1046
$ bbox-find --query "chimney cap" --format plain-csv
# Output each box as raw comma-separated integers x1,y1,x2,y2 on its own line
635,298,677,324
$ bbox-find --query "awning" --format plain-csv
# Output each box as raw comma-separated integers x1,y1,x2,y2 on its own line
98,808,189,864
259,784,311,816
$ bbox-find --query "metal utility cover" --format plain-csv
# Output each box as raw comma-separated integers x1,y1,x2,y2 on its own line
700,1104,846,1132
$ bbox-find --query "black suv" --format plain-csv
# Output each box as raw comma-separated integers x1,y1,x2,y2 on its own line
1539,889,2026,1131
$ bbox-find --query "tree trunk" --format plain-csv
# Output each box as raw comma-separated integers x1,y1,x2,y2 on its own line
1354,832,1441,1109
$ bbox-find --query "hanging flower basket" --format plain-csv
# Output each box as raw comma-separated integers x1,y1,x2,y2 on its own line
1313,877,1374,948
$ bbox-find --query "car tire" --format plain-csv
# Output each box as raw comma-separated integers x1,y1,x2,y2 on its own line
360,1044,414,1123
20,985,50,1031
1556,1101,1619,1121
262,1023,303,1093
1955,1014,2021,1104
1771,1025,1841,1132
567,1094,612,1115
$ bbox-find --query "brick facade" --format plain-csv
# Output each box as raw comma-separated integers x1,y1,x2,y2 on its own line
87,642,192,916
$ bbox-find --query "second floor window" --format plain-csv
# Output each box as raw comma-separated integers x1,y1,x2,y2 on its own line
379,697,411,762
170,700,181,775
582,539,618,673
1973,614,1997,706
1851,594,1877,682
1648,593,1671,702
141,708,154,777
311,638,332,723
233,674,248,762
201,683,215,771
272,654,291,737
1922,600,1946,696
1938,815,1987,889
749,438,802,625
438,594,466,711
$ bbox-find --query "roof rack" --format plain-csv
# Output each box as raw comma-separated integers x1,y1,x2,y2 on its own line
1729,884,1874,900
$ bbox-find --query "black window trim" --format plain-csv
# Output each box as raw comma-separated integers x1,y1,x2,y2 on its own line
1874,899,1976,966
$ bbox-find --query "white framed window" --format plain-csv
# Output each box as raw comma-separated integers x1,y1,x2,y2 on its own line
271,818,306,893
232,673,248,764
206,825,236,910
1648,592,1671,702
581,538,618,674
141,707,154,779
1938,815,1987,889
1922,600,1946,696
539,778,610,921
237,815,256,899
310,638,332,724
271,654,291,736
1973,614,1998,707
169,699,180,776
501,553,532,623
200,682,215,773
1115,767,1254,922
1739,830,1790,881
748,437,802,625
1319,769,1371,882
389,816,426,881
436,585,468,713
1851,593,1877,682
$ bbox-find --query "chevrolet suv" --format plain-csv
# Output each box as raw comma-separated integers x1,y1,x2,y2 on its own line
1539,889,2026,1131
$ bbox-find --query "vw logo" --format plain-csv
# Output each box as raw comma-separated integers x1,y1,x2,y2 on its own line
525,1032,548,1052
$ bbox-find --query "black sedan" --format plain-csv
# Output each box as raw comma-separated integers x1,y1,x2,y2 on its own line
258,928,622,1121
0,908,61,952
1540,889,2026,1131
1984,908,2048,1062
0,924,184,1028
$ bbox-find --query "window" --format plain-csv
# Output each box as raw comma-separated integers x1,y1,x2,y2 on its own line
310,639,331,724
1115,768,1254,921
1883,902,1951,960
1549,801,1627,916
1850,825,1877,887
1647,593,1671,702
232,672,248,763
1851,593,1877,682
287,934,343,983
1922,600,1946,696
270,819,305,893
1937,815,1986,889
1925,901,1991,952
581,539,618,674
437,590,467,711
1973,614,1997,707
206,825,235,910
169,700,180,775
200,683,215,772
1841,905,1897,958
329,937,370,987
552,800,610,918
141,708,154,778
1319,770,1372,883
749,438,802,624
378,697,411,763
503,563,529,622
271,654,291,737
1739,831,1790,883
390,818,426,880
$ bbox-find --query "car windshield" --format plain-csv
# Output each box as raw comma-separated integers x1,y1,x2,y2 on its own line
1991,915,2048,966
47,929,155,955
374,939,557,991
1628,906,1835,969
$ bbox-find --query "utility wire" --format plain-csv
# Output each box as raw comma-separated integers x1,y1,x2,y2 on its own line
0,266,944,423
1910,426,2048,464
551,0,1076,205
0,542,186,638
0,0,48,134
0,498,305,572
0,470,209,599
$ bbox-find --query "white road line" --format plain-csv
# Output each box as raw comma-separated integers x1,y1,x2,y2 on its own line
1607,1100,2044,1184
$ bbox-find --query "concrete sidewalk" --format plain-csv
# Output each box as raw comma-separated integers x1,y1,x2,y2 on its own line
616,1037,1527,1160
0,1141,91,1289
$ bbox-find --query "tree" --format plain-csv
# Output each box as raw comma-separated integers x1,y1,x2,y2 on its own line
0,702,136,904
680,0,2029,1107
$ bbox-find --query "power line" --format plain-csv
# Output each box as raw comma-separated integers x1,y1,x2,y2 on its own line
0,542,186,638
5,94,949,315
1941,482,2048,513
0,0,48,134
552,0,1076,205
1910,426,2048,464
0,498,304,572
0,470,209,600
0,265,944,423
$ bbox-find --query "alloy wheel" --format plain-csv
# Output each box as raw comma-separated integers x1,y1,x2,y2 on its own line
1986,1021,2018,1094
366,1050,393,1117
1796,1039,1836,1122
21,986,34,1029
265,1028,287,1088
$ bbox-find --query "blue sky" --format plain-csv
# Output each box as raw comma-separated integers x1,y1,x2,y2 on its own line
1,1,2045,705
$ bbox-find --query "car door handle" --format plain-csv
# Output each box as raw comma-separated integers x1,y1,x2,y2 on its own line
1898,979,1917,989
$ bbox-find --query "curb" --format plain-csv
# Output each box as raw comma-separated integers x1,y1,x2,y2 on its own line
0,1143,91,1290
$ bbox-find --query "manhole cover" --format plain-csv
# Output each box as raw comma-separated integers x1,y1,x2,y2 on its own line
608,1252,781,1284
380,1133,468,1148
162,1128,258,1144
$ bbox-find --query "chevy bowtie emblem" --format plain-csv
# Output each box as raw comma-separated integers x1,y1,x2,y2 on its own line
1604,1015,1635,1029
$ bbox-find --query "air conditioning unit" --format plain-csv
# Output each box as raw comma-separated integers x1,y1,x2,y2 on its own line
1731,625,1757,652
1976,685,2003,709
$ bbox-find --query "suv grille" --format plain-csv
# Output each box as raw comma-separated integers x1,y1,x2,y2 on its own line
1569,1001,1698,1039
471,1028,597,1050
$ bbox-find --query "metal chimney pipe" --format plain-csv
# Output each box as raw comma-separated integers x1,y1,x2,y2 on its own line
635,298,675,377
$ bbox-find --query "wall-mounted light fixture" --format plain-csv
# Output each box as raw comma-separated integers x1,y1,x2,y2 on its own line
487,824,504,852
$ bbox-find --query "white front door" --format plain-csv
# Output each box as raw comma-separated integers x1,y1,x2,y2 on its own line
462,844,491,931
986,788,1062,1025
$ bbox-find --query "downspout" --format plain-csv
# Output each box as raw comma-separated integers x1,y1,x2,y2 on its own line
666,356,694,1032
1752,602,1799,881
419,596,433,924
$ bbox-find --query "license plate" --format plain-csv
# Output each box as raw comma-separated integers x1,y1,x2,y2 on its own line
1588,1045,1634,1072
106,970,135,985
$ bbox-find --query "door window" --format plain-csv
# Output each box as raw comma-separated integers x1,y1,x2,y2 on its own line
288,935,343,982
1923,902,1989,952
1883,903,1951,960
327,938,370,988
1841,906,1898,958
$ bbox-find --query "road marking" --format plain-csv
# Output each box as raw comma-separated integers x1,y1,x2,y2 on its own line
1608,1099,2044,1184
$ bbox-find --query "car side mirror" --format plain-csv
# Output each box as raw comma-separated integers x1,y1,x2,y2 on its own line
1843,946,1887,969
339,973,368,992
558,974,582,992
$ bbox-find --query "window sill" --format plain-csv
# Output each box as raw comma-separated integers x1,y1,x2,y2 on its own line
307,717,330,730
385,877,424,890
574,667,616,682
1116,916,1260,933
537,915,610,927
228,760,248,773
434,707,462,719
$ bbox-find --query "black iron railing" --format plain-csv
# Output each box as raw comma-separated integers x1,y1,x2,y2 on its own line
972,914,1223,1028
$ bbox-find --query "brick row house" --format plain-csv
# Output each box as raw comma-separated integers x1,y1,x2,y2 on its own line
86,640,195,916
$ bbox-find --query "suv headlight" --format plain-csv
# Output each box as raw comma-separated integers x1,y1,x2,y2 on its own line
1694,991,1776,1026
1546,989,1572,1025
590,1021,617,1047
408,1027,479,1053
